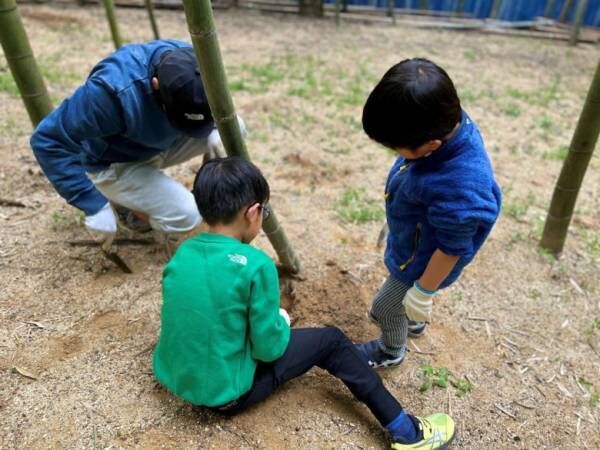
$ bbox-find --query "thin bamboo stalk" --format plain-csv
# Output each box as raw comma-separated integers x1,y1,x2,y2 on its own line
544,0,556,18
144,0,160,40
558,0,573,22
569,0,587,45
491,0,502,18
101,0,123,49
419,0,428,10
388,0,396,24
455,0,464,16
540,60,600,255
180,0,301,273
334,0,340,26
0,0,52,126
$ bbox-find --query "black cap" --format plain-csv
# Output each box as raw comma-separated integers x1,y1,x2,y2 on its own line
155,47,214,138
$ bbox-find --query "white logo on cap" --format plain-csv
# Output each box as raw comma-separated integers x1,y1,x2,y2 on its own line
184,112,205,121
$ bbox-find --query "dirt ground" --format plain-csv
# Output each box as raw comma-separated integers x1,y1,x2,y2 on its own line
1,4,599,449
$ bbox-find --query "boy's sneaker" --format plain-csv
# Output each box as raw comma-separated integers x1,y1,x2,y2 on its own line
408,320,427,338
354,339,406,369
113,205,152,233
391,413,456,449
368,311,426,338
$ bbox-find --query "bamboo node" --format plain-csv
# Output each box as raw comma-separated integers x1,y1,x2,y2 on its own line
6,52,33,61
216,113,237,124
189,28,216,39
21,92,46,99
546,213,573,222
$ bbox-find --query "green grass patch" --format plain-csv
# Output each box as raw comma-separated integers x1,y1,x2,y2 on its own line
542,145,568,161
501,103,521,117
0,70,19,96
539,114,554,131
463,49,476,62
336,188,384,224
584,231,600,259
503,196,530,221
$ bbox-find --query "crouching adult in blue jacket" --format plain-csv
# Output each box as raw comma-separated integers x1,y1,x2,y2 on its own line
31,40,245,235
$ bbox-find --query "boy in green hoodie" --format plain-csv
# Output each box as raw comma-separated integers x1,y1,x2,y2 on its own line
153,156,455,449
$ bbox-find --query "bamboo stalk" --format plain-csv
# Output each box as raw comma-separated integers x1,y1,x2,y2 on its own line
540,60,600,255
144,0,160,40
419,0,428,10
558,0,573,22
101,0,123,49
544,0,556,18
569,0,587,45
388,0,396,25
180,0,301,273
491,0,502,18
0,0,52,126
455,0,464,16
334,0,340,26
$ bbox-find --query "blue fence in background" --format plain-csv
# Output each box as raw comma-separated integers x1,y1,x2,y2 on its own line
324,0,600,27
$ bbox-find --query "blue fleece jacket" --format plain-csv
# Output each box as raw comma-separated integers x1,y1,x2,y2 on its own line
384,111,501,289
30,40,212,216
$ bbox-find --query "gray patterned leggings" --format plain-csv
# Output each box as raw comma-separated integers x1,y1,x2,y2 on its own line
370,276,412,357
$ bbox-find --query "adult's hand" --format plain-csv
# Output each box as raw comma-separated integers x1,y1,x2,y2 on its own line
207,116,247,154
84,202,117,233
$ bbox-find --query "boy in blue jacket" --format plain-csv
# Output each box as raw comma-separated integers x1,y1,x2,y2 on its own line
356,58,501,368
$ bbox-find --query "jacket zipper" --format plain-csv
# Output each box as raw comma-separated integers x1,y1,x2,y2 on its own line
399,222,421,271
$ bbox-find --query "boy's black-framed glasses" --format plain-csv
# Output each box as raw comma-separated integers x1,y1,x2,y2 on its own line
246,203,272,220
260,203,272,220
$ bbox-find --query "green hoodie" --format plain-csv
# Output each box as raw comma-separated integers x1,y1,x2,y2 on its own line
153,233,290,407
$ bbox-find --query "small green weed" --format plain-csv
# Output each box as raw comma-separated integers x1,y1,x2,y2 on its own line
457,87,478,105
537,78,561,106
503,196,530,221
418,364,472,397
537,246,555,262
591,392,599,408
584,231,600,259
539,114,553,130
501,103,521,117
542,145,568,161
578,376,593,390
0,70,19,96
578,377,599,408
463,49,476,62
450,378,473,397
506,87,530,101
336,188,384,224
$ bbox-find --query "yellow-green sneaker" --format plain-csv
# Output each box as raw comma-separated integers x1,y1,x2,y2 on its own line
391,413,455,449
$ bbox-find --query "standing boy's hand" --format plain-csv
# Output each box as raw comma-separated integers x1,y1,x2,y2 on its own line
403,282,434,322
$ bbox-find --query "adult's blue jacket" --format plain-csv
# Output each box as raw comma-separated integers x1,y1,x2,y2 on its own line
384,111,502,289
30,40,206,216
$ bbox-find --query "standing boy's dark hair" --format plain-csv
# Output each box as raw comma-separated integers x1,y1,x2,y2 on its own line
362,58,461,150
192,156,270,225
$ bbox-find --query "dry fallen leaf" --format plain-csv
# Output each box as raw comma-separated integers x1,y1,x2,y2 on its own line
13,366,37,380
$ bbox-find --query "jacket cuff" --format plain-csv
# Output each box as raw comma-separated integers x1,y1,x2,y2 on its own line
68,187,109,215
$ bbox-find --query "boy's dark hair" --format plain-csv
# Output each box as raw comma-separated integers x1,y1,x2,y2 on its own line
192,156,270,225
362,58,461,150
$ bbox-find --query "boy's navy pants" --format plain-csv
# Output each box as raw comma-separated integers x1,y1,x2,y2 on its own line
215,327,403,426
